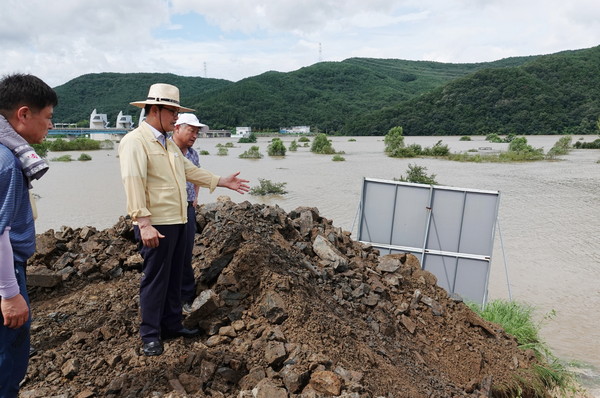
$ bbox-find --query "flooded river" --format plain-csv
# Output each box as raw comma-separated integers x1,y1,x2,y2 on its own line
32,134,600,370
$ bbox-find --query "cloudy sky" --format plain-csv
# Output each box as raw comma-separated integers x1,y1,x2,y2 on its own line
1,0,599,87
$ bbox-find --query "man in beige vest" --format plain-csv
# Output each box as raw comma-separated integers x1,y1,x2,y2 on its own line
119,83,249,356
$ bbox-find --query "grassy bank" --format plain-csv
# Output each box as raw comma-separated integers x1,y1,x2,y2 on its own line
468,300,592,397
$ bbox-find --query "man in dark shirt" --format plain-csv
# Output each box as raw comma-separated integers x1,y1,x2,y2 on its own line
0,73,57,398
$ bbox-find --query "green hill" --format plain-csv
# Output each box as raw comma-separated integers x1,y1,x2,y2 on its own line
51,57,533,130
191,57,534,131
52,73,232,126
51,46,600,135
343,46,600,135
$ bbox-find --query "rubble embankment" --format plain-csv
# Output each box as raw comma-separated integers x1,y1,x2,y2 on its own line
22,199,547,398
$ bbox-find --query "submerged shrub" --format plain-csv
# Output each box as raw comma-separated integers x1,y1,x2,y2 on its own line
49,137,101,151
289,140,298,152
486,133,504,143
78,153,92,161
311,133,336,154
396,163,438,185
332,154,345,161
421,140,449,156
384,126,405,154
249,178,288,195
32,142,49,157
51,154,73,162
574,138,600,149
546,136,572,159
99,140,114,149
267,138,286,156
238,132,257,143
506,137,544,160
390,146,418,158
217,147,228,156
239,145,263,159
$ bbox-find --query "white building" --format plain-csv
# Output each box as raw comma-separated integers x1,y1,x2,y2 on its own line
88,109,130,141
232,126,251,138
279,126,310,134
116,111,133,129
89,109,109,129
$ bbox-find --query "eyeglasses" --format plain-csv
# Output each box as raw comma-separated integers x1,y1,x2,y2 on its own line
161,106,179,117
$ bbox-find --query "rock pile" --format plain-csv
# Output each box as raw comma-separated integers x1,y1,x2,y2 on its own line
22,199,544,398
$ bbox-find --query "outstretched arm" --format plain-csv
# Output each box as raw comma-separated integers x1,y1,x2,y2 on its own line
217,172,250,194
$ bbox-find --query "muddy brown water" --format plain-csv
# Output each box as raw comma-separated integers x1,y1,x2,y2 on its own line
32,134,600,372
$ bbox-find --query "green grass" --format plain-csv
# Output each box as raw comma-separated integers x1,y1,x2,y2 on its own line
468,300,579,397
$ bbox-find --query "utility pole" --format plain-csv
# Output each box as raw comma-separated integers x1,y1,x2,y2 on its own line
319,42,322,62
204,62,207,78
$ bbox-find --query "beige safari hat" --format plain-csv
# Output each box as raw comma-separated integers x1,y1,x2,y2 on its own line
130,83,194,112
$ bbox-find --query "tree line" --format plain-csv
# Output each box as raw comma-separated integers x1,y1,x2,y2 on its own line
51,46,600,136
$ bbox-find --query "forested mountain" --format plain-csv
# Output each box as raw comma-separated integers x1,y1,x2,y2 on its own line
51,46,600,135
343,46,600,135
51,56,533,129
52,73,232,126
191,57,535,131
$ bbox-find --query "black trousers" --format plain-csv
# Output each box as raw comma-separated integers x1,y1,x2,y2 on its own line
181,204,197,303
134,223,186,342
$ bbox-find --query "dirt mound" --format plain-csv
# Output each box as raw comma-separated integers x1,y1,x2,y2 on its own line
21,199,546,398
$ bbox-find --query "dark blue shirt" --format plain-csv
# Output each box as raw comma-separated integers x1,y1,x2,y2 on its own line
0,145,35,263
169,137,201,202
183,147,200,202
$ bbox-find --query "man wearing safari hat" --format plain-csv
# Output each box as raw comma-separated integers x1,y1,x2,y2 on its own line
118,83,249,356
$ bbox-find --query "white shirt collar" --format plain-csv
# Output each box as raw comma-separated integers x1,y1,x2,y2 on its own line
146,121,169,141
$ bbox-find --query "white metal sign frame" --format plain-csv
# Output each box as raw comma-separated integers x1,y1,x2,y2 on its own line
357,178,500,305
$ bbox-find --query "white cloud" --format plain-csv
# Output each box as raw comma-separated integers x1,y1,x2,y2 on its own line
0,0,599,87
